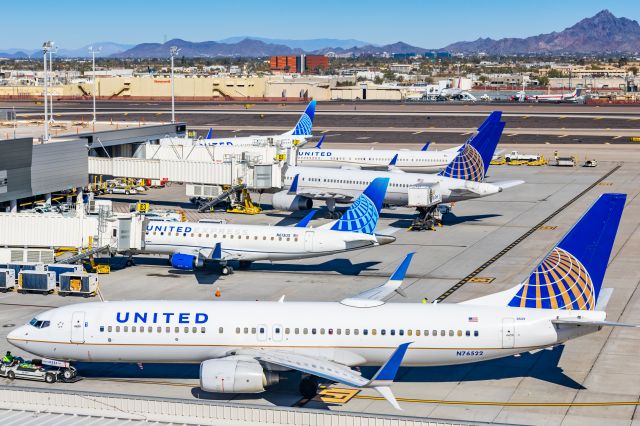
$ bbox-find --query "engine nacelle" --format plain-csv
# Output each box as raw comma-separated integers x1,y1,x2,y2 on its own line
199,357,279,393
171,253,203,270
272,190,312,211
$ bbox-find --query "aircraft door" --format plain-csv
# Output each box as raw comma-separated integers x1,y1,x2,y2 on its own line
304,231,314,252
502,318,515,348
272,324,283,342
70,311,85,343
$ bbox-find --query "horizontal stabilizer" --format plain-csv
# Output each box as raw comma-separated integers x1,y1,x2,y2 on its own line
494,180,525,190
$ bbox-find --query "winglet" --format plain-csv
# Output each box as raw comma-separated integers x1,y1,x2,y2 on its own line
390,252,415,282
212,242,222,260
295,210,316,228
367,342,412,410
421,141,430,151
288,174,299,194
389,154,398,166
205,128,213,139
314,135,325,149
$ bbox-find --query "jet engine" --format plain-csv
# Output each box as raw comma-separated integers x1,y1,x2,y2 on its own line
170,253,203,270
272,190,312,211
199,357,279,393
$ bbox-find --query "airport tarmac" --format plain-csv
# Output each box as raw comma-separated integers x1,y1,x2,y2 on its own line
1,146,639,425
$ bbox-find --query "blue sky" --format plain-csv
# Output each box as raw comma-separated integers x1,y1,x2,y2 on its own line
1,0,637,49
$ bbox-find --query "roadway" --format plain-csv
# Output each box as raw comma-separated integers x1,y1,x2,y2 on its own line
0,144,639,424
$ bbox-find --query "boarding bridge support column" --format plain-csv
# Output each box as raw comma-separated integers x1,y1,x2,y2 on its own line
9,200,17,213
45,193,52,205
76,187,84,204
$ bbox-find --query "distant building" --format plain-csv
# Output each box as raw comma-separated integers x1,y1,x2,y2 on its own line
393,53,416,59
270,55,329,74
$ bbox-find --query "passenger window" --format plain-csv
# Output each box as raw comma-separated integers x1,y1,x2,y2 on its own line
474,330,479,337
99,326,105,332
175,327,179,333
201,327,206,333
354,329,359,335
157,327,162,333
132,326,137,332
372,329,377,336
363,329,368,336
441,330,446,336
219,327,224,334
312,328,317,335
244,327,249,334
381,329,386,336
336,329,341,335
345,329,349,335
285,328,290,334
457,330,462,337
416,330,421,336
294,328,299,334
407,329,412,336
124,326,128,332
251,327,256,334
303,328,308,335
166,326,170,333
465,330,471,337
235,327,240,334
192,327,197,333
140,327,144,333
433,330,437,336
148,326,152,333
184,327,189,333
391,330,396,336
115,326,120,332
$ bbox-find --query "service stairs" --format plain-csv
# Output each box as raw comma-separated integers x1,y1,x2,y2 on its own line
197,183,246,212
57,245,111,264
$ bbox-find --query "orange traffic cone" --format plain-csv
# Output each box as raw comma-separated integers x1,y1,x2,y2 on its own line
215,288,221,298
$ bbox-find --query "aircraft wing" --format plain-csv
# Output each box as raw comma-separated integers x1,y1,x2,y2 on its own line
340,253,414,307
237,342,412,410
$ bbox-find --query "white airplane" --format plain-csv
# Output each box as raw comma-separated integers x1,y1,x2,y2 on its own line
8,193,634,410
198,100,316,148
141,178,394,275
274,112,522,221
514,87,584,103
296,112,498,173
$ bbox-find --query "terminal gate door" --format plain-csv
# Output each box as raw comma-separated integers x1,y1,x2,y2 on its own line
71,311,85,343
502,318,515,348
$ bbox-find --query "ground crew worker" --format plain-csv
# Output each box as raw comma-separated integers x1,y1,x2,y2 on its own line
2,351,14,364
422,298,428,304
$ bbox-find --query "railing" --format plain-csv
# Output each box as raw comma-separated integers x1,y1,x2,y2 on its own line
0,385,494,426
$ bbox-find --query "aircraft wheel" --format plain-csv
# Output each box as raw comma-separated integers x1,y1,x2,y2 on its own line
63,369,74,381
299,376,319,399
7,370,15,380
221,265,233,276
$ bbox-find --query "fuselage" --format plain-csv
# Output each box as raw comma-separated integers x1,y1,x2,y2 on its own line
197,133,308,149
7,300,600,367
286,166,502,205
296,148,458,172
143,220,385,262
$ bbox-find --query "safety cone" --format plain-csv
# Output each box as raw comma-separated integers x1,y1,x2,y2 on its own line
215,288,221,298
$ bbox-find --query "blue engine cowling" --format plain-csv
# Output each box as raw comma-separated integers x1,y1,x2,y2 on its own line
171,253,197,270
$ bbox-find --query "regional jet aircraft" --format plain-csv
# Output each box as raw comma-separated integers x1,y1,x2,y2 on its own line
141,178,394,274
8,193,635,409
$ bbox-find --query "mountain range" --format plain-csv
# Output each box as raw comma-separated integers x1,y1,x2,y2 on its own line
444,10,640,54
2,10,639,59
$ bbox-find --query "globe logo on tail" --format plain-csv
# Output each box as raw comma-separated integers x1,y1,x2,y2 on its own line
292,112,313,136
331,194,379,234
439,143,485,182
508,247,595,310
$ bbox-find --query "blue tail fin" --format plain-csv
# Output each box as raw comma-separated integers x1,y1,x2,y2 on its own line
389,154,398,166
331,178,389,235
289,100,316,136
421,141,430,151
438,115,504,182
508,193,626,310
205,128,213,139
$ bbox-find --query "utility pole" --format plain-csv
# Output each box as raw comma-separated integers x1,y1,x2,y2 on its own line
169,46,180,123
88,46,101,123
49,44,56,122
42,41,53,141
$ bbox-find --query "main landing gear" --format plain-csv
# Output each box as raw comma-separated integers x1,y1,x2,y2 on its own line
220,264,234,276
299,375,319,399
325,199,342,219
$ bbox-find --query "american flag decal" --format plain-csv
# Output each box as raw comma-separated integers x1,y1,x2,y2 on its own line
468,316,478,322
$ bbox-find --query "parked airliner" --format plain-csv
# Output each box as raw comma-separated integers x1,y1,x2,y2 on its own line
273,112,522,217
294,113,499,173
8,193,635,409
197,100,316,148
141,178,394,274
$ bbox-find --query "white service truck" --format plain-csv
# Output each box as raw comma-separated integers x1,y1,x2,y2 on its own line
505,151,541,162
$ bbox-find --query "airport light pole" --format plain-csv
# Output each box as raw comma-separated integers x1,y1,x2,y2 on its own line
42,41,53,141
169,46,180,123
88,46,101,123
49,44,57,122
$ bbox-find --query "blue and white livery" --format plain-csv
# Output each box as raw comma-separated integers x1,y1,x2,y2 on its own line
8,193,637,410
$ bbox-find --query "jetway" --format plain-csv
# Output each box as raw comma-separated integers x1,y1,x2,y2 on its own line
89,142,292,190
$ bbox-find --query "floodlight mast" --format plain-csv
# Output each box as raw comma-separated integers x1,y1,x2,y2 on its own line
169,46,180,123
42,41,53,141
88,46,102,123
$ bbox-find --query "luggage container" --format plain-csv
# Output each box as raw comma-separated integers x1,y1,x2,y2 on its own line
0,269,15,292
59,272,98,297
45,264,84,282
18,270,56,294
0,262,44,281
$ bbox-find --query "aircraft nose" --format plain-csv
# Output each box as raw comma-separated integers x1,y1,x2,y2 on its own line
7,326,26,349
375,234,396,245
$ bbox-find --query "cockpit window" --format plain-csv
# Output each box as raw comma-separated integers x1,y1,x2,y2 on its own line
29,318,50,328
